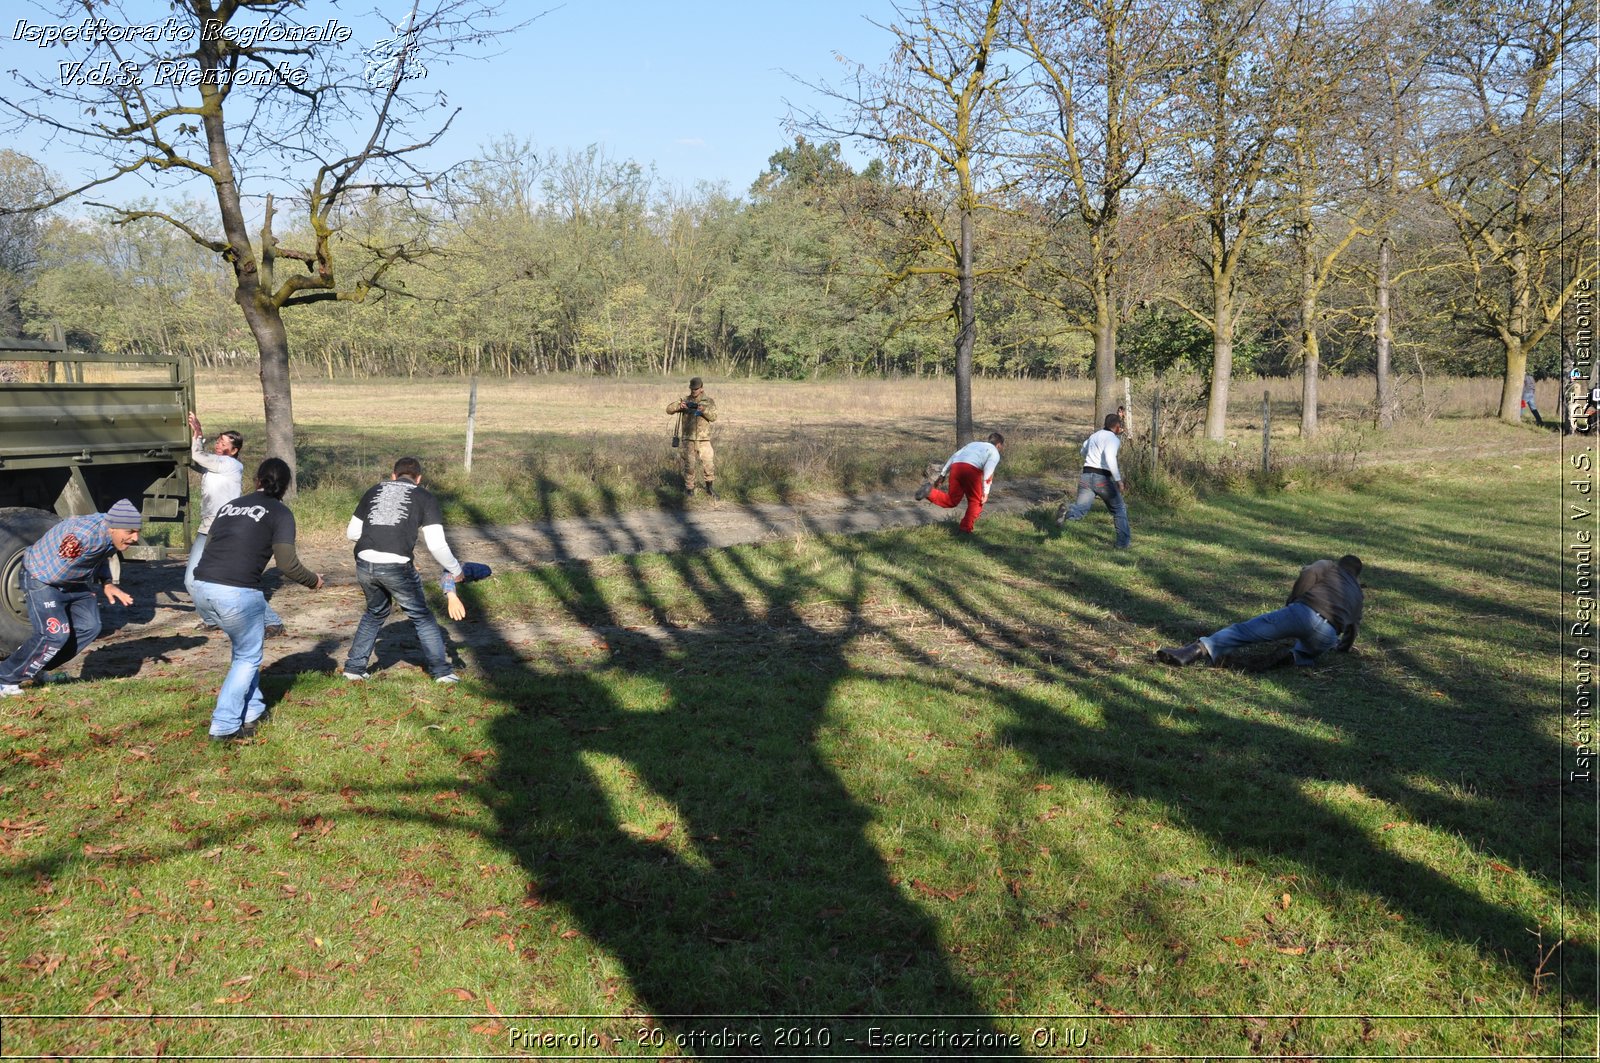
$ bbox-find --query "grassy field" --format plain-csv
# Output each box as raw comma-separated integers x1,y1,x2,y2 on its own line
173,370,1559,539
0,406,1589,1059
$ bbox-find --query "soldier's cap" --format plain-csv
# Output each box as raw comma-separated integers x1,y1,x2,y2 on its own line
106,499,142,529
689,376,703,390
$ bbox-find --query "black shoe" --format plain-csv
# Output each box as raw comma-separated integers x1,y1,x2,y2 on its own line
1055,502,1069,526
1156,641,1211,667
705,482,716,498
239,708,273,736
915,481,933,501
264,624,286,639
210,729,250,744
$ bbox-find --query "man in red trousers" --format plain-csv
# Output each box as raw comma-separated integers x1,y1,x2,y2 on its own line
916,432,1005,533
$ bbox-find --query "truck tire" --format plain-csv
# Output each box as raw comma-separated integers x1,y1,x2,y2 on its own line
0,508,61,656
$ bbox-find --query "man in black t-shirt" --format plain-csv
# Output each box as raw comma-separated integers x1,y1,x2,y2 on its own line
342,457,467,684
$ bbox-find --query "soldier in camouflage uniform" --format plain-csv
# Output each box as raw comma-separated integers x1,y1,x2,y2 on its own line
667,376,718,497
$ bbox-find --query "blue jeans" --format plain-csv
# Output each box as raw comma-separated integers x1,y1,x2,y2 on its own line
344,561,452,678
1200,602,1340,667
1065,472,1131,548
187,533,281,628
0,572,101,684
191,580,268,736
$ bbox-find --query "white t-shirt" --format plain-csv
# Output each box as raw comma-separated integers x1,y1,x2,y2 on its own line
1080,429,1124,482
942,441,1002,500
191,436,244,536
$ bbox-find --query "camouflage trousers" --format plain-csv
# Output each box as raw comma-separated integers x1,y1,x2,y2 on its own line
680,439,715,488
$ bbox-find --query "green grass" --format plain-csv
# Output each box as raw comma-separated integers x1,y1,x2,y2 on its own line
1,453,1591,1058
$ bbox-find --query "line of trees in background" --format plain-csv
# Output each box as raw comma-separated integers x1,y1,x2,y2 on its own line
1,0,1593,440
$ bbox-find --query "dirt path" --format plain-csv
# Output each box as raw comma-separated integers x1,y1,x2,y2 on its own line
57,433,1565,684
69,479,1068,683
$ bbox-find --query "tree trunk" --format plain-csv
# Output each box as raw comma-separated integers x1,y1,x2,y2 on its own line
954,205,976,444
1375,234,1394,429
1092,248,1118,427
1501,243,1531,423
1292,232,1318,435
1205,277,1233,441
241,298,297,486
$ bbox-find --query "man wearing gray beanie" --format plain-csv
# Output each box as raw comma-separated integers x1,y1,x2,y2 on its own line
0,500,141,695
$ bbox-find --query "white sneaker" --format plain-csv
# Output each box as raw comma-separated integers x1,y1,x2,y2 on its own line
0,684,23,697
435,673,461,685
342,670,370,681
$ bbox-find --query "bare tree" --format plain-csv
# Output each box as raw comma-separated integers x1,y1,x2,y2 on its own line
801,0,1016,444
1164,0,1306,442
1,0,529,483
1009,0,1183,426
1418,0,1599,424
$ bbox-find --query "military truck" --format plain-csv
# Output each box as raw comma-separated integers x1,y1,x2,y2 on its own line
0,332,193,652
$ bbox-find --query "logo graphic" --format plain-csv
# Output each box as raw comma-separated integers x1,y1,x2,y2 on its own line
45,617,67,636
57,533,84,560
362,13,426,86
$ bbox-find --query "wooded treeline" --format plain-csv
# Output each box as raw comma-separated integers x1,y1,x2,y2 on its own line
2,0,1593,432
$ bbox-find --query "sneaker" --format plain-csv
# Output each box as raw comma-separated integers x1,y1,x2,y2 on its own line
915,481,933,502
434,673,461,685
1054,502,1069,526
209,729,251,744
342,670,370,681
264,625,286,639
240,708,272,737
0,683,23,697
194,620,219,632
35,672,68,685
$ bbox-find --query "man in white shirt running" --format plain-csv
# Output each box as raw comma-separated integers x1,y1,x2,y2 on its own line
1057,413,1131,548
186,412,285,635
916,432,1005,533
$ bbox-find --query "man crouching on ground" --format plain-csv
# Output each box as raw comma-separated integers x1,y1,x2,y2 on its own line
0,500,141,695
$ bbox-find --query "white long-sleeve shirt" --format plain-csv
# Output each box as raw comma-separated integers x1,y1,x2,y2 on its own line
942,440,1002,501
1080,429,1124,482
191,435,245,535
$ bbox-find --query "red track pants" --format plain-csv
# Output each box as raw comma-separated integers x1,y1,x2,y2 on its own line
927,461,987,532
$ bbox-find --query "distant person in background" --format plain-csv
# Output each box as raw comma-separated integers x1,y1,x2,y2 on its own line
342,457,467,684
917,432,1005,534
191,459,323,741
1522,373,1544,426
185,412,285,636
0,500,141,696
667,377,718,497
1157,555,1364,670
1057,414,1131,549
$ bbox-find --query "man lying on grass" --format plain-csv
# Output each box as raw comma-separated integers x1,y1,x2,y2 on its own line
1157,555,1364,670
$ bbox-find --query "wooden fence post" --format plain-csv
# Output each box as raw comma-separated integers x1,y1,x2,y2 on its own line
1262,390,1271,474
1151,388,1162,471
464,376,479,473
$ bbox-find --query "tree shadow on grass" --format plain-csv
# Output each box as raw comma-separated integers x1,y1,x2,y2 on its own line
455,491,1013,1050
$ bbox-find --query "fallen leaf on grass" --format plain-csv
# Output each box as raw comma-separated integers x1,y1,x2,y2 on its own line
445,987,476,1001
911,879,975,903
1489,862,1514,874
213,992,252,1005
1220,935,1254,948
559,929,581,940
1275,946,1307,955
18,952,64,976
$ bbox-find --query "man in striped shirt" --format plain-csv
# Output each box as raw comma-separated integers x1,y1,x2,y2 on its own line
0,500,141,695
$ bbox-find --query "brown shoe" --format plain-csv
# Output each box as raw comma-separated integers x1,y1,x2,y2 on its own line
1156,641,1211,666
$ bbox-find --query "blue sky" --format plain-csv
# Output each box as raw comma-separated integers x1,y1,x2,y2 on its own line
1,1,903,203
